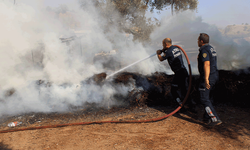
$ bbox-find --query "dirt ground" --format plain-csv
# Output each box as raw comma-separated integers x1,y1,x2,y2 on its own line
0,70,250,150
0,104,250,150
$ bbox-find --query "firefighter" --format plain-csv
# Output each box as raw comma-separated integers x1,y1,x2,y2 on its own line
197,33,222,126
156,38,195,113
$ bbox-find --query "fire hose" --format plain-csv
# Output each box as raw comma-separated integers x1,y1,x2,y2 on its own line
0,45,192,134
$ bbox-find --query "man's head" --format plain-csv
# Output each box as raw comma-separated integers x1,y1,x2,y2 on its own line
162,38,172,49
198,33,209,47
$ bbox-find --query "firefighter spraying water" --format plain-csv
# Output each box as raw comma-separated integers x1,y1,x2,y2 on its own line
156,38,196,113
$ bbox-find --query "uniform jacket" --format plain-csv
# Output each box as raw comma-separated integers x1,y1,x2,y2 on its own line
162,45,186,73
197,44,218,81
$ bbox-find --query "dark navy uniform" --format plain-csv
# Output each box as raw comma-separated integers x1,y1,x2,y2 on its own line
197,44,220,122
161,45,189,103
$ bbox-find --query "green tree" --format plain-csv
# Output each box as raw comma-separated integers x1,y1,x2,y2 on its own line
144,0,198,15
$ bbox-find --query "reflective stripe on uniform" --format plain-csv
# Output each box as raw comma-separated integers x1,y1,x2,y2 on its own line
199,88,206,91
176,98,182,105
205,106,218,122
171,84,178,87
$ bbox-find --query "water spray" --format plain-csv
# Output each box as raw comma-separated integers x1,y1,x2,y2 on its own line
106,53,157,79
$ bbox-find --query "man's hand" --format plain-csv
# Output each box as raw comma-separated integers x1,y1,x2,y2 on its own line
205,79,210,89
156,50,162,55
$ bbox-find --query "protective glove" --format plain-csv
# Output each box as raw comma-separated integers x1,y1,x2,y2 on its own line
156,50,162,55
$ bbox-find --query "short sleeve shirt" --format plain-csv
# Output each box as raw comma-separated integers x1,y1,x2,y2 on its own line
197,44,218,78
161,45,185,73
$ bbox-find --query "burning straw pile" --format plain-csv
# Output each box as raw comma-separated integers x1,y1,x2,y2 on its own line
96,67,250,108
1,68,250,128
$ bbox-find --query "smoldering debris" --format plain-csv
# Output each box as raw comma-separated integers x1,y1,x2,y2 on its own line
1,68,250,128
113,72,174,106
3,67,250,115
89,72,107,84
214,68,250,107
108,68,250,108
4,88,16,97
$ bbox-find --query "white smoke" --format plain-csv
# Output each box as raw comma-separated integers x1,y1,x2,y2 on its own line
150,10,250,74
0,0,136,116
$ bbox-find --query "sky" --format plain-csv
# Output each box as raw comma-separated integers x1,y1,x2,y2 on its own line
196,0,250,28
41,0,250,28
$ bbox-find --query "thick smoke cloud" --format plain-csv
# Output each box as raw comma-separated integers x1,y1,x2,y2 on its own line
0,0,138,116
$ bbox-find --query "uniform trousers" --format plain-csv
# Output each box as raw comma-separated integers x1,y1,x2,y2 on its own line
199,74,220,121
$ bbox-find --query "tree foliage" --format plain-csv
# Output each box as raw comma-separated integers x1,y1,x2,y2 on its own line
146,0,198,14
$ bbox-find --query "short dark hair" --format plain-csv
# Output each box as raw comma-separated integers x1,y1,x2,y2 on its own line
199,33,209,43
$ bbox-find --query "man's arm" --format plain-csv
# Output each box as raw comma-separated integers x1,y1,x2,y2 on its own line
204,61,210,89
156,50,164,61
157,54,165,61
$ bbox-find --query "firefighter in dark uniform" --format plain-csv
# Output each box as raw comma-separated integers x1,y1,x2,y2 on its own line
156,38,195,112
197,33,222,126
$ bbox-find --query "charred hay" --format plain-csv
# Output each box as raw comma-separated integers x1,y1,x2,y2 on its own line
4,68,250,109
1,69,250,127
113,72,173,107
1,68,250,123
111,68,250,108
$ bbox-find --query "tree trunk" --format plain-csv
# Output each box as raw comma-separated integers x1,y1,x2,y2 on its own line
171,0,174,15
